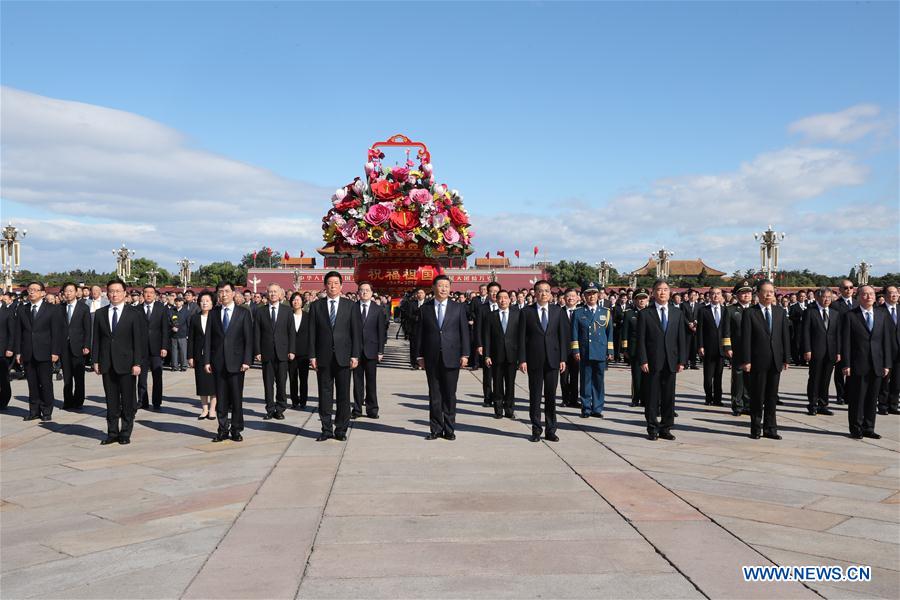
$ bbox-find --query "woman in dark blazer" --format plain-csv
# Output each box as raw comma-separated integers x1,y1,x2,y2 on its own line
188,291,217,419
288,291,311,409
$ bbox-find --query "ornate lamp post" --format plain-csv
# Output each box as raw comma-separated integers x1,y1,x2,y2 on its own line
292,268,303,292
629,271,638,290
754,225,785,282
113,243,135,282
1,222,26,292
653,248,674,281
596,260,613,289
176,257,195,291
856,261,871,287
146,268,160,288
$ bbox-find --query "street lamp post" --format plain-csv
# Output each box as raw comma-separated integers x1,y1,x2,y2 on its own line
113,243,135,283
653,248,674,281
292,268,303,292
596,260,613,290
856,261,871,287
754,225,785,282
629,271,638,290
146,268,160,288
176,258,195,292
1,222,26,292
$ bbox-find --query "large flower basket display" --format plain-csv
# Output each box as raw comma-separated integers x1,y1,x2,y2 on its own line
321,134,474,295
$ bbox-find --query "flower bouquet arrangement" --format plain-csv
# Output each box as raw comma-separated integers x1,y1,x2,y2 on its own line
322,138,473,257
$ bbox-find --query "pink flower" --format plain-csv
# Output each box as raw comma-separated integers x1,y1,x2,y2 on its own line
364,202,393,226
353,228,369,245
409,188,432,204
331,187,348,205
339,221,358,240
443,226,460,244
391,167,409,182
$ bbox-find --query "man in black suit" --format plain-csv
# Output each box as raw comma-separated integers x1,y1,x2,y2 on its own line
309,271,361,442
475,281,501,406
15,281,65,421
352,282,386,419
483,289,520,419
801,287,841,416
518,280,569,443
407,288,426,368
877,285,900,415
0,300,15,409
682,289,701,369
741,280,791,440
637,280,687,441
255,283,295,420
92,279,145,444
59,282,91,410
611,294,628,363
831,278,856,404
697,286,731,407
416,275,470,440
204,282,254,442
788,295,807,365
137,286,169,411
559,288,580,408
841,285,892,439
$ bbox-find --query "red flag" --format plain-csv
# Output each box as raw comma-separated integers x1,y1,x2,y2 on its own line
252,251,257,261
485,252,490,259
300,250,305,258
266,247,273,255
514,250,520,258
497,250,505,257
533,246,539,256
284,251,290,260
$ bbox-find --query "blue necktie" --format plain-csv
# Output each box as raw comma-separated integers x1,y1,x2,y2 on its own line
891,306,897,325
660,307,667,332
329,300,337,328
765,307,772,332
223,307,230,332
31,305,37,321
865,311,872,332
437,302,444,329
111,306,118,332
67,303,73,324
713,306,720,327
501,310,507,333
541,307,548,332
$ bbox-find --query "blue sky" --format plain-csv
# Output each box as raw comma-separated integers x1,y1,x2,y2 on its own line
1,1,897,275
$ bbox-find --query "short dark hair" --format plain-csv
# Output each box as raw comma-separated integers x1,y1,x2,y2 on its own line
564,287,578,295
242,289,252,296
61,282,77,293
197,291,216,307
533,279,551,290
496,289,511,298
216,281,235,292
756,279,774,292
143,285,157,293
184,289,195,296
26,281,45,291
289,291,304,306
434,274,451,286
106,278,126,290
487,281,501,292
358,281,373,291
324,271,342,284
652,279,669,291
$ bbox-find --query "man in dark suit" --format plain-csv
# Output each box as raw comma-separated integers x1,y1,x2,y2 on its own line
352,282,386,419
483,290,520,419
842,285,892,439
877,285,899,415
611,295,627,363
559,288,581,408
204,282,253,442
741,280,791,440
697,286,731,407
137,286,169,411
92,278,145,444
682,289,701,369
407,288,426,368
726,281,753,416
475,281,501,406
622,289,649,407
59,282,91,410
831,279,856,404
309,271,362,442
801,287,841,416
637,280,687,440
518,280,569,443
788,296,807,365
15,281,65,421
255,283,295,420
416,275,470,440
0,300,15,409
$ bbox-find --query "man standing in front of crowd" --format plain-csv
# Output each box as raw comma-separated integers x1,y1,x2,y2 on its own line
622,288,649,407
877,285,900,416
483,289,520,419
697,286,731,407
255,283,295,421
570,282,613,419
353,282,386,420
831,279,856,404
801,287,841,416
59,282,91,410
727,281,753,416
138,286,169,411
559,288,581,408
475,281,501,406
682,289,701,369
16,282,65,422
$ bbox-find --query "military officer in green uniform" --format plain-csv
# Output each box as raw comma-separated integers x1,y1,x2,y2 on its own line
622,288,649,407
727,280,753,416
570,281,614,418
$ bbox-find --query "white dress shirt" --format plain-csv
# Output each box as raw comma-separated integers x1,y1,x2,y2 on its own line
108,302,127,329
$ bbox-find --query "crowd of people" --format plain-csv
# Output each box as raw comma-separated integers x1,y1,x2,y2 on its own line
0,274,896,446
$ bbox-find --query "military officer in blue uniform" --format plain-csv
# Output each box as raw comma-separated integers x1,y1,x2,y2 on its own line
570,281,614,418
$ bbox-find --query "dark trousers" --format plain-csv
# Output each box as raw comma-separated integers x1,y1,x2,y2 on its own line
630,359,644,406
702,355,724,405
560,356,579,405
138,356,163,408
878,361,899,412
730,366,750,412
687,333,698,367
24,358,54,418
425,359,460,436
834,365,846,401
847,370,880,435
527,366,559,437
491,360,517,416
352,355,379,417
790,325,804,364
102,370,136,438
288,357,309,407
481,362,492,402
215,370,245,435
317,355,351,436
261,359,288,416
807,357,835,411
749,366,781,435
0,355,11,408
644,368,676,434
61,350,86,408
409,327,419,367
612,328,623,362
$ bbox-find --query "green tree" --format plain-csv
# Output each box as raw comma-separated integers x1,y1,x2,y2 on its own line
195,261,246,288
240,246,282,270
546,261,598,289
130,257,174,286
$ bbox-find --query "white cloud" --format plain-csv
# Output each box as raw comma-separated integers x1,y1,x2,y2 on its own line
788,104,888,143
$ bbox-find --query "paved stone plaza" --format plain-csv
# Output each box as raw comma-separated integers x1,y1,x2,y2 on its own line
1,327,898,599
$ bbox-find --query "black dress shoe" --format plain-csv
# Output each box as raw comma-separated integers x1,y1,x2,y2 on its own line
263,413,273,420
732,409,741,416
493,414,503,419
316,433,333,442
850,431,863,439
836,398,845,405
750,431,761,439
818,408,834,416
231,433,243,442
505,413,515,419
274,413,285,420
350,412,362,420
424,433,441,440
877,409,888,416
529,435,541,442
334,433,347,441
658,431,676,441
118,437,131,445
763,432,782,440
647,432,658,441
100,436,118,445
591,412,604,419
890,409,900,415
545,433,559,442
673,411,679,417
152,405,161,412
580,412,590,418
630,402,639,407
807,408,817,416
367,414,379,419
212,433,229,442
862,431,882,439
40,415,51,422
443,433,456,441
23,415,40,421
775,400,784,406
